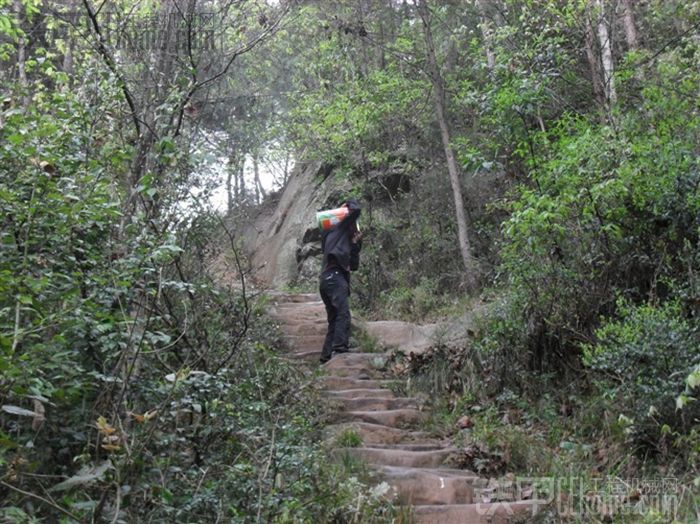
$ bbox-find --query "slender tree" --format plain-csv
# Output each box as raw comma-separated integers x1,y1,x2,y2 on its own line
475,0,496,70
417,0,478,289
619,0,639,50
595,0,616,107
585,10,606,107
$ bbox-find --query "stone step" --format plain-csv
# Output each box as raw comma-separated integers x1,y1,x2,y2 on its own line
323,352,388,369
271,316,325,326
321,365,383,378
270,312,325,322
337,447,456,468
333,396,419,412
375,466,479,506
283,349,320,361
327,352,387,362
267,293,320,303
279,323,327,336
318,376,396,390
283,308,321,313
327,388,396,400
337,408,426,428
367,442,447,451
270,303,325,312
285,334,326,349
326,422,434,446
412,501,542,524
267,291,534,521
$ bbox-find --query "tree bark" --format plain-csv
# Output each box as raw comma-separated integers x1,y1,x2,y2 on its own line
226,165,235,213
14,0,29,108
475,0,496,71
595,0,616,107
227,154,245,211
584,12,606,108
253,153,265,203
619,0,638,50
417,0,478,289
236,157,246,201
61,0,77,79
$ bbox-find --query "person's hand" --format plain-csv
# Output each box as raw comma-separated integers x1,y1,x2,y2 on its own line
352,230,363,244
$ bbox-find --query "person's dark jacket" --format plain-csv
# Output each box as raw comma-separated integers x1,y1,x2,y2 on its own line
321,199,362,274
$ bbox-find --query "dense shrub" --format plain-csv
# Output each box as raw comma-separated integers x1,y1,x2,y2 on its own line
0,72,392,524
497,47,700,372
584,301,700,449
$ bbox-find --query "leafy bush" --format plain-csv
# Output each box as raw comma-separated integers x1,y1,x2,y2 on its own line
496,46,700,372
0,66,392,524
373,277,444,321
583,301,700,450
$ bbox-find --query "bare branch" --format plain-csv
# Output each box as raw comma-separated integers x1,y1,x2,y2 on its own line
81,0,141,137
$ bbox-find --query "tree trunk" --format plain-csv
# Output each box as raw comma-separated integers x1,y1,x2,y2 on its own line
584,13,606,108
357,0,369,76
595,0,616,107
14,0,29,108
253,153,265,203
62,39,74,77
377,0,386,70
226,167,234,213
475,0,496,71
61,0,77,79
417,0,478,289
236,157,246,201
282,149,291,186
619,0,638,50
227,154,245,210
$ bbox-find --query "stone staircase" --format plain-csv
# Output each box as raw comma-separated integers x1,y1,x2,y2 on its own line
269,292,540,523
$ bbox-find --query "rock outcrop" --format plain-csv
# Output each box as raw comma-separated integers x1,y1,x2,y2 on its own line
243,162,351,288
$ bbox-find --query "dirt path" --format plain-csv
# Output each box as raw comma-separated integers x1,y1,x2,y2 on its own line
269,292,540,523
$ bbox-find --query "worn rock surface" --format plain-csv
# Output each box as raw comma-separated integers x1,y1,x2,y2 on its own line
243,163,352,289
269,292,541,523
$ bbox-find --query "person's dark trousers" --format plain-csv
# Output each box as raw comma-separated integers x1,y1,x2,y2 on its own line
319,269,350,362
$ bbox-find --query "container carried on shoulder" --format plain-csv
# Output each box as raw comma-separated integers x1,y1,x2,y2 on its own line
316,205,349,231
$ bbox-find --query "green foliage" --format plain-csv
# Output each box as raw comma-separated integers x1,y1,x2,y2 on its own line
290,64,428,164
0,13,392,521
350,326,380,354
584,301,700,449
496,48,700,370
0,93,124,400
373,277,442,321
335,428,363,448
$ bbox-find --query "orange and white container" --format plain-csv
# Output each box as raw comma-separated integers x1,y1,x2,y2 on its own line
316,205,349,230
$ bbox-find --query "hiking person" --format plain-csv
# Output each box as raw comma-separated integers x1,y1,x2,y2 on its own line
318,199,362,363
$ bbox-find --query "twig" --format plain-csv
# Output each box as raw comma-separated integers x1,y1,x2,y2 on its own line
81,0,141,137
193,467,210,500
255,414,280,524
109,481,121,524
0,480,80,521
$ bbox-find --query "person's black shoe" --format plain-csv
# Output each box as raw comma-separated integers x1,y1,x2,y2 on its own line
333,346,360,355
319,356,331,364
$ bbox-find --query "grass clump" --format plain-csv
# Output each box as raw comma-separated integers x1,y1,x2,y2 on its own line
335,428,364,448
